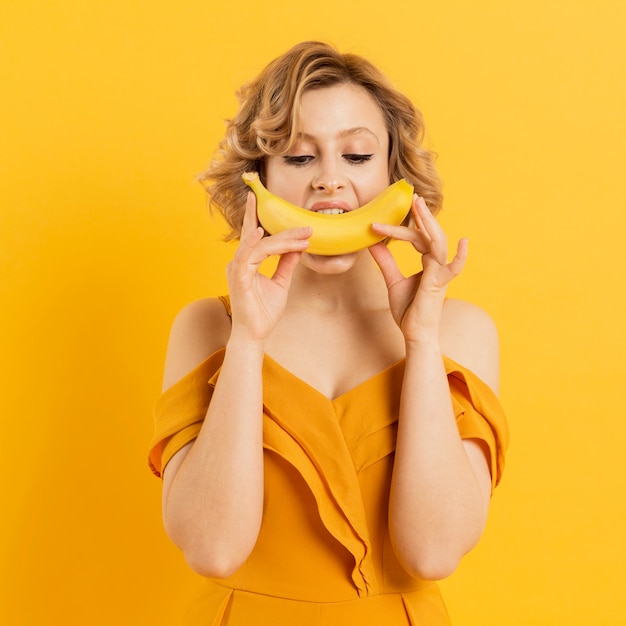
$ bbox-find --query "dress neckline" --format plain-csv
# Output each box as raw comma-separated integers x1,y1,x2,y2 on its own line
262,352,407,403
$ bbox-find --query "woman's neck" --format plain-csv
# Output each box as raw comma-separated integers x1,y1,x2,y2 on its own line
286,252,389,313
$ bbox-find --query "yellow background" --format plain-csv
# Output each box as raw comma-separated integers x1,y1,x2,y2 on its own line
1,0,625,624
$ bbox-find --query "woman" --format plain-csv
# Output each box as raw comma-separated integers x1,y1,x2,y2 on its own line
149,41,508,625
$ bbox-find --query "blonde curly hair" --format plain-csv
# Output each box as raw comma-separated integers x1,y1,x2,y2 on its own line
198,41,443,240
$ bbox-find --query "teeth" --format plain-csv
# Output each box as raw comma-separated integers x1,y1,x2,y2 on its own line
316,208,346,215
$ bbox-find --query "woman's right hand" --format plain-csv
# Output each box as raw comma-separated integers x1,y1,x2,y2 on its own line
226,191,311,343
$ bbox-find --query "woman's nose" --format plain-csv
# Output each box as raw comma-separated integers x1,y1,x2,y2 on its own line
311,164,346,193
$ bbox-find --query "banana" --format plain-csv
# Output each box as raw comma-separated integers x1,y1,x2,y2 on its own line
242,172,414,255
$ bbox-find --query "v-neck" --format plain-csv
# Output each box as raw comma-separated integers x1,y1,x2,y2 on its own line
262,352,407,403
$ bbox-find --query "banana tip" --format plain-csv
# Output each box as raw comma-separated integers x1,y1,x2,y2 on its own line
242,171,259,182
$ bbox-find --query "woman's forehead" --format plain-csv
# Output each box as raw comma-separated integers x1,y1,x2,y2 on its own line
295,84,387,138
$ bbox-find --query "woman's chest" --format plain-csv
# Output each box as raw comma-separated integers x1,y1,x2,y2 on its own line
264,310,406,400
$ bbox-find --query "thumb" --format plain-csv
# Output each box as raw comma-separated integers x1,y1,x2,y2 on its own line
271,251,302,290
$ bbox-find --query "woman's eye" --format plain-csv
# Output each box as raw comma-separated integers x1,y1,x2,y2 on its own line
283,155,314,166
344,154,374,164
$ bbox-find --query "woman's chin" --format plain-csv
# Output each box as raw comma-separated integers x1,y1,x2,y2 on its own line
300,249,364,272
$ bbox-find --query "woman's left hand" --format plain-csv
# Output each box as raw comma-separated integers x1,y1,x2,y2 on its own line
369,194,468,342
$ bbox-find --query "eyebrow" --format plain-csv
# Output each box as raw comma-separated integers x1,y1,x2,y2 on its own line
296,127,380,144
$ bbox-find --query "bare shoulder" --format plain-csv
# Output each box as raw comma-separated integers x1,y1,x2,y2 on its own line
161,297,232,392
440,298,500,394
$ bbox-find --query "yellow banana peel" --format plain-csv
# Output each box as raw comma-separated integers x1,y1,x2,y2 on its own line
242,172,414,255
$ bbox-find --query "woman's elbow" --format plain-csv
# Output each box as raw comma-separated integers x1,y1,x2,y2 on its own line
163,512,260,578
164,522,254,578
182,543,249,579
391,533,472,581
401,550,462,581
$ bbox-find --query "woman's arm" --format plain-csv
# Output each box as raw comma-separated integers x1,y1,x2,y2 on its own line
161,302,266,579
160,194,310,578
388,303,498,580
371,195,499,580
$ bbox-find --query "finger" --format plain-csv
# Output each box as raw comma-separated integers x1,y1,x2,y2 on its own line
447,238,469,277
371,221,431,253
240,191,259,240
369,242,405,289
236,213,311,262
415,197,448,265
375,194,433,253
253,237,310,260
233,222,265,265
407,194,430,239
254,227,311,258
238,235,309,274
271,251,302,289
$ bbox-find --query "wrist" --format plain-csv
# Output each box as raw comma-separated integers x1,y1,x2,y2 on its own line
404,333,442,356
226,330,267,356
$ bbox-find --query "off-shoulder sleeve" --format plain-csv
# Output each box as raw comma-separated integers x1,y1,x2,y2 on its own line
148,349,226,478
444,358,510,491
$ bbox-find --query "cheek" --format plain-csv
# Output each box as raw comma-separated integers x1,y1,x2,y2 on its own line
360,171,391,205
265,165,310,205
263,159,279,191
265,166,289,199
266,177,304,205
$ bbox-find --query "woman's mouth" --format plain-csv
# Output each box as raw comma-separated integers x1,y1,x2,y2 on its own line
310,201,352,215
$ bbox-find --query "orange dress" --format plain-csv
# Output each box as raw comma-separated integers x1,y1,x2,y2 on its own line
148,298,509,625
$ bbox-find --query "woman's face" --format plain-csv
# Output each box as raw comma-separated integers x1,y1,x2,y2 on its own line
264,82,390,222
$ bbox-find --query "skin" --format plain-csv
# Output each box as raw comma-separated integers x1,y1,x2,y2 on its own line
160,83,500,581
